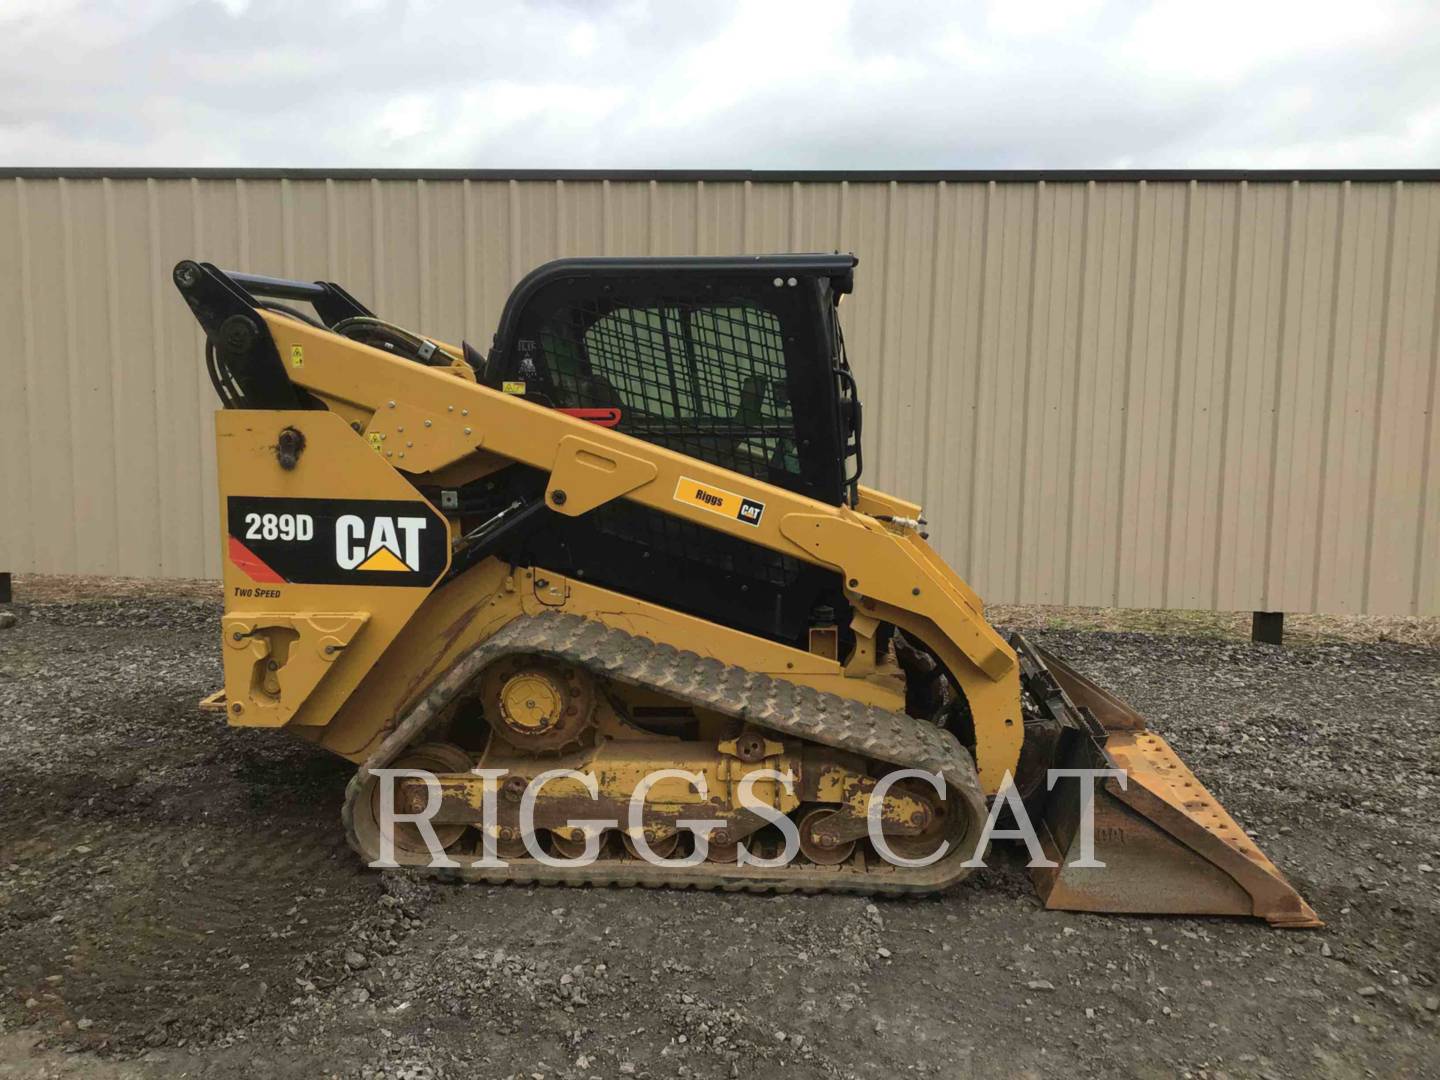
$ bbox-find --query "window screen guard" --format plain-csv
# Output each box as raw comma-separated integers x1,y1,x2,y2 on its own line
532,296,803,488
494,262,851,505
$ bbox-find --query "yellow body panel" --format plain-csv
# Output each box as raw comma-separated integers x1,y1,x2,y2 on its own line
216,409,451,730
220,610,368,726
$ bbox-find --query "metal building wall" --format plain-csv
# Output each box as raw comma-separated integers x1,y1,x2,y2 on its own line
2,170,1437,615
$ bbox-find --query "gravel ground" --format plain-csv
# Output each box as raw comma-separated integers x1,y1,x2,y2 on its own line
0,593,1437,1079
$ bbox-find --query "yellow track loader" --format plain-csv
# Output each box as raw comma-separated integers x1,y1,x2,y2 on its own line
174,254,1317,926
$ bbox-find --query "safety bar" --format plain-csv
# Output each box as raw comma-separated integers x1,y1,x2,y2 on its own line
212,267,375,325
227,270,332,303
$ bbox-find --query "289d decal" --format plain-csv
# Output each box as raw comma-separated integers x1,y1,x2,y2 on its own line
241,511,314,542
227,496,449,587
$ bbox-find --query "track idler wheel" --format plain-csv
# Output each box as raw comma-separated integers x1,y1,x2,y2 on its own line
622,831,681,860
704,828,741,864
369,741,472,856
798,807,857,865
877,780,955,862
548,829,609,860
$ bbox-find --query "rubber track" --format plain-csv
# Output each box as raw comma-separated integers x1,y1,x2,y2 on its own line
342,612,989,896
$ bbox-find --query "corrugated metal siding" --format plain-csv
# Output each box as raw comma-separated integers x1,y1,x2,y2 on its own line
2,173,1437,615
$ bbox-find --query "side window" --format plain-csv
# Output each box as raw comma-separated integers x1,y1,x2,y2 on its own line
577,307,693,418
687,306,791,421
537,298,801,483
685,305,798,474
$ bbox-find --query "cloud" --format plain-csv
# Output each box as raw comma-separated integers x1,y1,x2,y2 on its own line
1123,0,1398,83
1,0,1438,167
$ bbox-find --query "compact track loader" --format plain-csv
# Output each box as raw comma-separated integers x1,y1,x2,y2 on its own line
175,254,1318,926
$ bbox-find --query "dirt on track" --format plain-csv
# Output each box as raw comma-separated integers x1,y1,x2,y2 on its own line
0,593,1436,1079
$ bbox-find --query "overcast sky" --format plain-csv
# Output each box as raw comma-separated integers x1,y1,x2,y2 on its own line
3,0,1438,169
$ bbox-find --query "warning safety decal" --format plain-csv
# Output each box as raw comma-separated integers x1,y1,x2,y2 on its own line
673,477,765,527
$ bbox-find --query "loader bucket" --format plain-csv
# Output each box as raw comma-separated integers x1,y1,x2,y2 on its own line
1018,640,1321,928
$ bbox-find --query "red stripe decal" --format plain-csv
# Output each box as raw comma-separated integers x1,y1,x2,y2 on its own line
228,535,286,583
